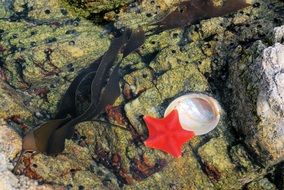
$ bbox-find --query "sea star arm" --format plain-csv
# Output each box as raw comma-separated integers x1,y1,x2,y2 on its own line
143,110,195,158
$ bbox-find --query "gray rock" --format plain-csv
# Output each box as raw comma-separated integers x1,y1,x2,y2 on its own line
274,25,284,43
254,43,284,165
247,178,277,190
1,0,284,189
0,120,53,190
198,138,262,189
229,28,284,166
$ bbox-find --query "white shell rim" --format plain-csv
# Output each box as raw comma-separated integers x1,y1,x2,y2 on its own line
164,93,221,135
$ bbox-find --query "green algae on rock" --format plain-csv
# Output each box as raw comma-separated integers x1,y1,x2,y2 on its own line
246,178,277,190
198,138,263,189
1,0,284,189
0,120,56,190
228,41,284,166
124,62,209,135
0,3,110,116
21,27,146,155
66,0,133,14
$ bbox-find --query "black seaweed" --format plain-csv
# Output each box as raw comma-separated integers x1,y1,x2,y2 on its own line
22,28,145,155
20,0,252,157
150,0,251,34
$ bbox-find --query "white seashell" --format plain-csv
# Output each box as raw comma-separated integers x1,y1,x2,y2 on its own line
164,93,221,135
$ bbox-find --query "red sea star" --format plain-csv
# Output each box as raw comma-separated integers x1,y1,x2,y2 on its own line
143,109,195,158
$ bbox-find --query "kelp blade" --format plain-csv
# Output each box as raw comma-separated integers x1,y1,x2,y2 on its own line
151,0,252,33
24,28,145,155
55,57,102,119
93,65,121,117
75,71,97,115
22,117,71,153
123,27,146,57
194,0,251,18
46,31,131,154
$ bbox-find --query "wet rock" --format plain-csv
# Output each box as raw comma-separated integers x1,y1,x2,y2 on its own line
229,41,284,166
0,0,284,189
15,140,107,189
246,178,277,190
124,62,209,135
0,0,110,116
125,150,215,190
76,121,134,187
198,138,262,189
274,25,284,43
0,120,54,190
0,120,22,159
75,119,215,189
0,0,110,188
67,0,133,14
254,43,284,164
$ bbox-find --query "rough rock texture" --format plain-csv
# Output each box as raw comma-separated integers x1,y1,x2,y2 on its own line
246,178,277,190
255,43,284,164
66,0,133,14
0,120,54,190
228,34,284,166
1,0,284,189
0,0,109,118
274,25,284,43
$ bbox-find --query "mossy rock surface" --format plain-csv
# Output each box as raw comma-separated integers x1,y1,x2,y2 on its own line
67,0,133,14
0,0,284,189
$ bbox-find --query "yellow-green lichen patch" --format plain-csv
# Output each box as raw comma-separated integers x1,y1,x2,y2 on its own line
141,29,183,56
199,17,227,39
0,82,32,119
246,178,277,190
156,64,209,99
64,0,133,14
124,87,163,135
198,138,263,189
198,58,213,75
22,140,103,189
198,138,235,172
125,150,214,190
123,68,155,96
72,171,106,190
76,121,134,186
25,0,70,20
149,44,193,72
0,120,22,160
